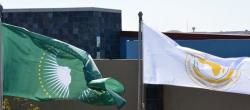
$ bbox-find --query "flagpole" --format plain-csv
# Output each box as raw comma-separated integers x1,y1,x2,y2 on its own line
0,4,3,110
137,11,145,110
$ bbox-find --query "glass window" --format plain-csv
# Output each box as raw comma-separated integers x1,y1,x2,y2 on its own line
48,13,53,18
146,85,163,110
73,28,78,34
96,51,101,59
96,35,101,48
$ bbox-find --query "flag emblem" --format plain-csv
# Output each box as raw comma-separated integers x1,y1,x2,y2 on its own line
186,54,241,90
38,52,72,98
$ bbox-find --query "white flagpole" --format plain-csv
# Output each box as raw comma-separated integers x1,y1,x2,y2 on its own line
137,11,145,110
0,4,3,110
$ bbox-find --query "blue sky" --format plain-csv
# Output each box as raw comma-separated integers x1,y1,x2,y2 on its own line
1,0,250,32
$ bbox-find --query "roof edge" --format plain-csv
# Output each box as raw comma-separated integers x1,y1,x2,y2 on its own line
3,7,121,13
120,31,250,40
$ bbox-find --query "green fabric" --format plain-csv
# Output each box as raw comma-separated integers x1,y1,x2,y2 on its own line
2,23,126,108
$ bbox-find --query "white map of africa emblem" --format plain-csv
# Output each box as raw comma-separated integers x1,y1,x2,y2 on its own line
43,53,71,98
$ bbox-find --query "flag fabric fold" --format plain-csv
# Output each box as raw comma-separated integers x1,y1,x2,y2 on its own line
2,23,126,108
143,23,250,95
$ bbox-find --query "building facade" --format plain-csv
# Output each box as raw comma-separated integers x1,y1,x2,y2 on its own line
3,7,121,58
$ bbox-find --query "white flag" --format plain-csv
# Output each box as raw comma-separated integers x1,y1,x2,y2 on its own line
143,23,250,95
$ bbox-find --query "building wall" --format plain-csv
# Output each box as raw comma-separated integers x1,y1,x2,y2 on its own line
177,39,250,57
2,8,121,58
120,37,138,59
163,85,250,110
122,38,250,58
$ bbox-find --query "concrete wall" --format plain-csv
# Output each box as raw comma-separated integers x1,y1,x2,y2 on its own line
164,86,250,110
94,59,139,110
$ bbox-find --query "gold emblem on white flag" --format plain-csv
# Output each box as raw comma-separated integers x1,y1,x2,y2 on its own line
186,54,241,90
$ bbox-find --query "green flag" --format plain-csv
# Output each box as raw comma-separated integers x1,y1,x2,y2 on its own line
2,23,126,108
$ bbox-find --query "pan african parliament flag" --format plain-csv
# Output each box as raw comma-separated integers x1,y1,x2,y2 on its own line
143,23,250,95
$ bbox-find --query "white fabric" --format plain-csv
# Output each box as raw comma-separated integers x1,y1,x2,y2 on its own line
143,23,250,95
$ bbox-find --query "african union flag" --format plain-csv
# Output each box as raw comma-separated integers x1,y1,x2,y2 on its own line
2,23,126,108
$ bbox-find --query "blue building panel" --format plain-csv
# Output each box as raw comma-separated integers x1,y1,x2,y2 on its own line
177,39,250,57
122,39,250,59
120,37,138,59
126,40,138,59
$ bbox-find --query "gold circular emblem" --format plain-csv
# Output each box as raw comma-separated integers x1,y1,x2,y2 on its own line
186,54,241,90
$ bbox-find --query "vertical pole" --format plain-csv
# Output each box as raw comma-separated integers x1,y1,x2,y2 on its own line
0,4,3,110
137,11,144,110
